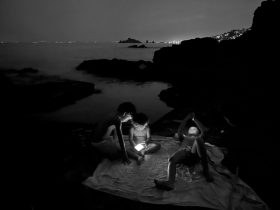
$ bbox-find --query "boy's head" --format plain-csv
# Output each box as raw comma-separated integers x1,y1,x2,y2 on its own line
187,126,200,136
117,102,136,115
117,102,136,122
132,113,149,131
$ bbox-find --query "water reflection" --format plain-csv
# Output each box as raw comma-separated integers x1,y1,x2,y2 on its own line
40,77,171,124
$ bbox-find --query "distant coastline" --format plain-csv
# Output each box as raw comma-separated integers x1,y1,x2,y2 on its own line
0,29,249,45
118,38,142,43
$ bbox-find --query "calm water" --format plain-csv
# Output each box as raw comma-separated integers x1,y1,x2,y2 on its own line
0,42,172,124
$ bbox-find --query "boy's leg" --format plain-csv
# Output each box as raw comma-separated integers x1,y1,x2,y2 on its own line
126,148,144,165
126,148,139,160
167,150,188,184
195,141,214,182
200,154,213,182
154,149,187,190
143,143,161,154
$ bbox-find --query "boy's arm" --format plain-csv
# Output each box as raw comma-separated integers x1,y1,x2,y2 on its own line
129,127,136,147
146,127,151,144
192,114,209,137
115,121,130,164
103,125,115,139
177,112,194,141
193,137,205,158
195,137,213,182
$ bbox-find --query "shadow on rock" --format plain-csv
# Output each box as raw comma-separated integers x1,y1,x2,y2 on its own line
0,68,100,114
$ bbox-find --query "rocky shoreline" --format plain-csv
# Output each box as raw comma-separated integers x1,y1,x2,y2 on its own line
76,58,155,83
1,68,99,113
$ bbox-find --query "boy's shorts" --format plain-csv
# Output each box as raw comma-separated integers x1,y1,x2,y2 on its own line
172,149,200,167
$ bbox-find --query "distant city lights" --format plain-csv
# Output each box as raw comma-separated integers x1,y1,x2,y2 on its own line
167,40,182,45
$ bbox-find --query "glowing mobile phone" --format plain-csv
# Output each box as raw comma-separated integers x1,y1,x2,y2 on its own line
135,144,145,151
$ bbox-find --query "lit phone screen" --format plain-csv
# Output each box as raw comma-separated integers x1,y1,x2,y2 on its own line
135,144,145,151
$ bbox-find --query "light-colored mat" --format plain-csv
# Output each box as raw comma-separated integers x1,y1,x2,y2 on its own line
83,136,269,210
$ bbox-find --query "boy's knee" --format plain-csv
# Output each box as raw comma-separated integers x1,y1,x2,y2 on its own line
152,143,161,151
169,155,179,163
168,156,173,162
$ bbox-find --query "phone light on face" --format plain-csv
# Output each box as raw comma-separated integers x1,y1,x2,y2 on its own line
135,144,145,151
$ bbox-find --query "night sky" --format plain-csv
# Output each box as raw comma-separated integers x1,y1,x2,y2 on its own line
0,0,263,42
